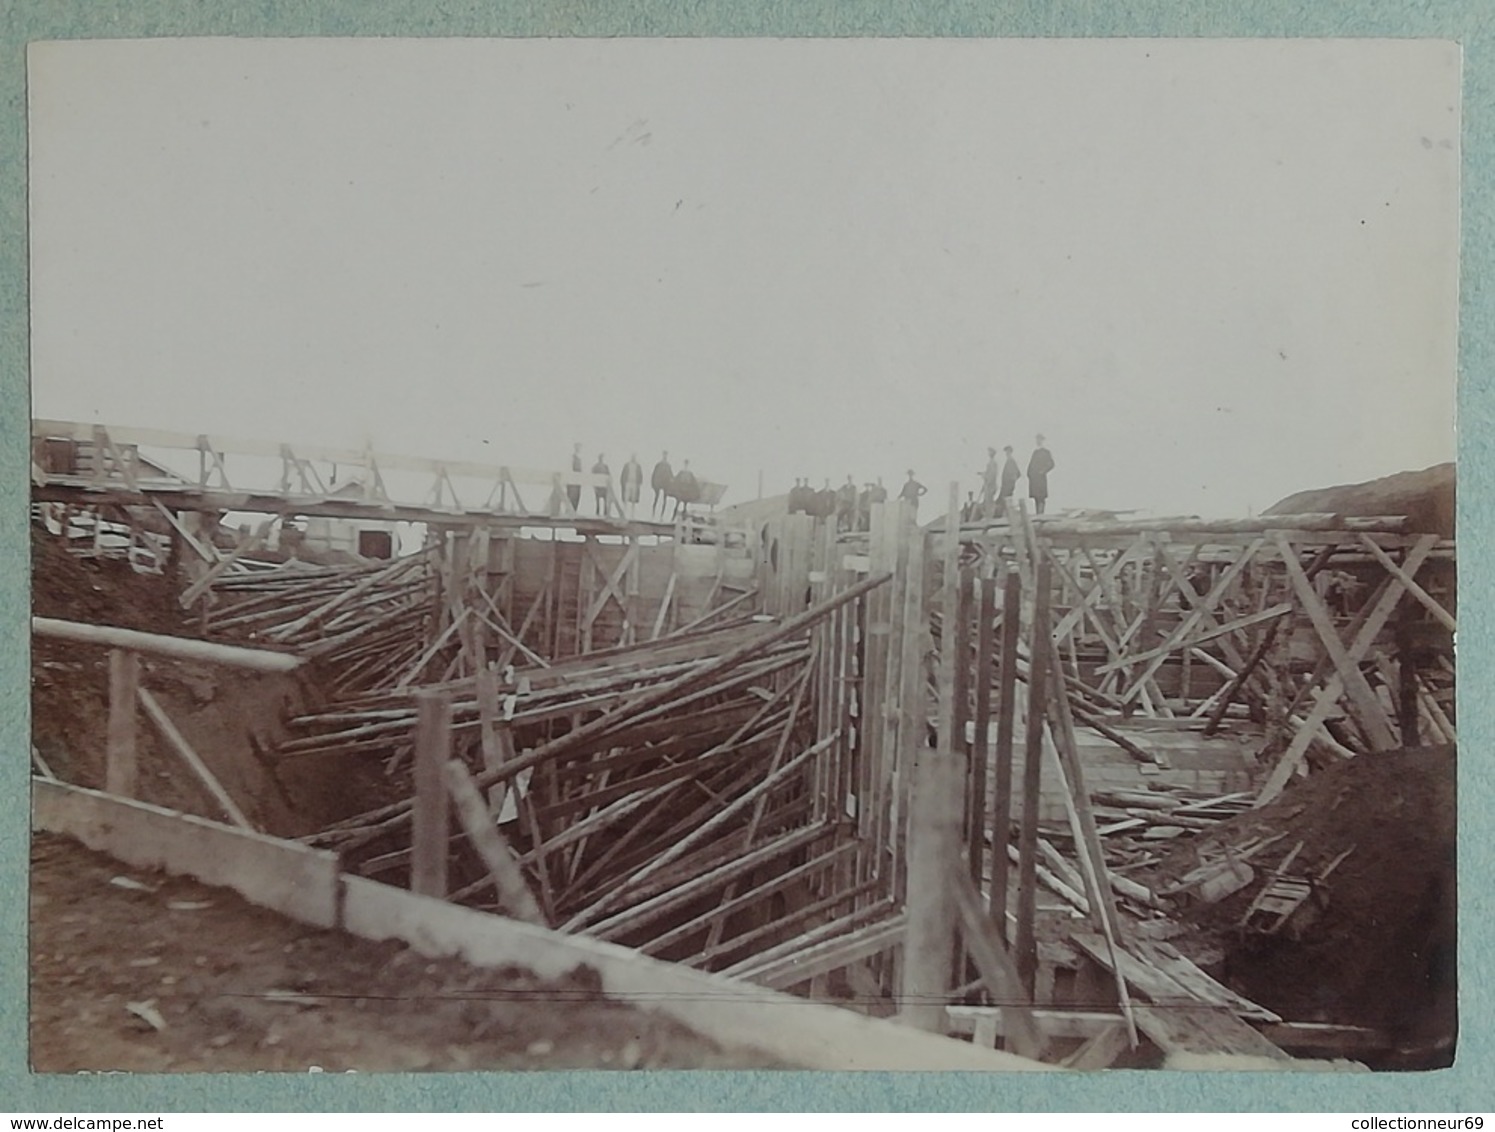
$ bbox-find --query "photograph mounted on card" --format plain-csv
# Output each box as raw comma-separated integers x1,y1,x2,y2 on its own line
26,36,1458,1073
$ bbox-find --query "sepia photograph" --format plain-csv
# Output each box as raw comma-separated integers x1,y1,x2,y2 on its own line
26,36,1458,1075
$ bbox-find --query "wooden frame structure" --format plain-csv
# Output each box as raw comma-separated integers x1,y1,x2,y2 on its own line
32,414,1455,1066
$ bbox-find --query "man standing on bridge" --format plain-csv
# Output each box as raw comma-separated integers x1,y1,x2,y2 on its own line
568,443,584,513
899,470,927,511
620,453,644,518
836,475,858,532
1027,434,1056,515
650,451,674,519
592,454,611,516
999,445,1021,511
671,460,700,520
979,447,1000,520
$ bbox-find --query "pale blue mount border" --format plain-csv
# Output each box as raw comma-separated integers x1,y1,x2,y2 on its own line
2,1,1488,1114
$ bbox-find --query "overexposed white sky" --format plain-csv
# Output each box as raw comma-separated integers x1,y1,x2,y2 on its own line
28,37,1459,517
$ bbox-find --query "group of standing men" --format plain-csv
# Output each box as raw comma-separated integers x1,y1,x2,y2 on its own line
968,434,1056,520
788,477,890,532
567,445,700,520
787,435,1056,531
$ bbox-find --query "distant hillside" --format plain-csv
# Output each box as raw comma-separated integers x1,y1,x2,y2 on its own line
1263,463,1454,537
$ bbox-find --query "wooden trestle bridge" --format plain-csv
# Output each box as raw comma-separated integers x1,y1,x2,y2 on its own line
32,419,1456,1067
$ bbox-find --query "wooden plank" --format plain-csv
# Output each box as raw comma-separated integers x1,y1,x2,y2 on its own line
34,617,303,673
1062,1021,1132,1070
410,690,452,899
1133,939,1280,1023
754,916,908,992
1358,534,1456,633
1419,674,1457,741
178,521,270,607
1015,557,1052,995
970,575,997,883
34,779,339,929
104,649,140,799
1275,533,1398,750
644,841,857,958
582,540,636,633
1256,535,1439,803
474,666,508,817
565,733,837,932
952,869,1044,1059
1050,536,1149,644
1094,603,1293,675
991,567,1021,925
137,688,254,831
946,1006,1124,1042
1116,540,1263,704
444,759,546,925
891,514,927,904
1071,932,1290,1061
1135,1004,1292,1061
149,500,218,564
266,553,418,641
1043,662,1138,1047
31,746,58,781
899,752,965,1033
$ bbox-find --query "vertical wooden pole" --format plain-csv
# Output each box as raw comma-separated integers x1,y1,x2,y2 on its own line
104,649,140,798
927,484,968,998
948,567,971,855
935,485,962,757
475,666,508,817
625,537,641,646
970,574,996,883
1015,557,1052,995
899,752,964,1033
1397,610,1421,747
411,689,453,899
891,513,926,908
990,567,1022,931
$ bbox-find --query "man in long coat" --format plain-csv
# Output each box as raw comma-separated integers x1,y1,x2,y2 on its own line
998,445,1022,509
1027,435,1056,515
650,452,674,518
620,454,644,517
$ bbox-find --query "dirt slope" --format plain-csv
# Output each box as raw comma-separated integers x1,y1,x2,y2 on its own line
1142,746,1456,1068
1264,463,1454,537
31,834,782,1072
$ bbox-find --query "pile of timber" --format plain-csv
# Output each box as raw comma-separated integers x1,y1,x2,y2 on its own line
1093,786,1254,840
303,573,892,972
278,620,805,769
197,553,436,696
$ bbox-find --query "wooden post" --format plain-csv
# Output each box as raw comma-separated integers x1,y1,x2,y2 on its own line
990,567,1021,931
1015,557,1053,995
891,522,927,907
411,689,453,898
953,567,975,854
952,869,1044,1060
475,666,507,817
970,574,996,883
137,688,254,831
444,759,546,925
104,649,140,798
899,752,964,1033
1275,533,1398,750
1044,644,1139,1047
1397,609,1420,747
